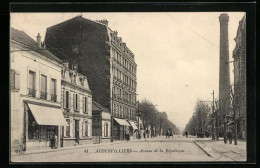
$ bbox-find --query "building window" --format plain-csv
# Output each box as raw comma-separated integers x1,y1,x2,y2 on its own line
40,74,47,99
63,91,70,109
83,96,88,113
116,105,119,117
27,70,36,96
104,123,109,137
73,94,79,112
65,119,70,137
50,79,57,102
85,121,88,137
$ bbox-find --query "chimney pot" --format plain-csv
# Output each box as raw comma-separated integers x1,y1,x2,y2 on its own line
37,33,41,47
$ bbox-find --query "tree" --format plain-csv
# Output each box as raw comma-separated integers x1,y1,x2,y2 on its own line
185,100,211,137
139,99,157,138
139,99,180,138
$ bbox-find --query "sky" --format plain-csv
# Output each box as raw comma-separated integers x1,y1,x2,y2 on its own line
10,12,245,131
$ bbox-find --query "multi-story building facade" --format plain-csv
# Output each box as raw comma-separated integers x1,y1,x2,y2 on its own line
232,15,246,139
61,63,93,146
45,16,138,141
10,28,68,154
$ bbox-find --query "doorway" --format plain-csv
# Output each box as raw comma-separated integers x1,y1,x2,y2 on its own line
75,120,79,143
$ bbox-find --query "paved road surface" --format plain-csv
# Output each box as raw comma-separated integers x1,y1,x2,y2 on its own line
11,135,234,162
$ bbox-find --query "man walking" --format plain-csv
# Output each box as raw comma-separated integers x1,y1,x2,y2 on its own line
185,131,188,138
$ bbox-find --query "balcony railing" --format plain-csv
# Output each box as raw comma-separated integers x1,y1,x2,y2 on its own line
51,94,57,102
28,88,36,97
40,91,47,100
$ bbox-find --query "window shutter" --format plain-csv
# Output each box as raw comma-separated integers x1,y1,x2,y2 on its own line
10,70,15,91
63,91,66,108
72,120,75,137
15,71,20,91
73,94,76,111
82,96,85,113
77,95,80,111
82,121,85,136
88,97,91,114
68,92,71,110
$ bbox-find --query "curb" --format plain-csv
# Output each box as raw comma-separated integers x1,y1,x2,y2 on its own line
193,140,213,158
12,141,125,156
12,139,149,156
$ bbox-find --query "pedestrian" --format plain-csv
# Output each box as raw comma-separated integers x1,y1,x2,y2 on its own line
50,132,54,149
185,131,188,138
54,134,58,149
228,131,232,144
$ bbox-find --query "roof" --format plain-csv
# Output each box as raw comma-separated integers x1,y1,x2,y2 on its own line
47,15,107,31
92,101,109,112
10,27,62,63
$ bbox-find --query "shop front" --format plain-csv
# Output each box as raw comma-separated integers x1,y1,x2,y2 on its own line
113,117,131,141
128,120,138,140
24,102,68,151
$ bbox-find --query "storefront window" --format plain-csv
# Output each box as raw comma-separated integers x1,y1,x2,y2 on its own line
40,74,47,100
28,111,39,140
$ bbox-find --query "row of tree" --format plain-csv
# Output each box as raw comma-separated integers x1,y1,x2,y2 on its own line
185,87,240,145
138,99,180,137
184,100,212,136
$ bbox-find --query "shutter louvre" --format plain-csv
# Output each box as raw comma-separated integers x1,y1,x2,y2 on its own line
68,92,70,110
15,71,20,91
73,94,76,111
82,96,85,113
63,91,66,108
77,95,80,111
10,70,15,91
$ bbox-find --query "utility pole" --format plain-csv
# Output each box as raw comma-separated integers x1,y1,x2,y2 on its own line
211,90,215,140
110,90,114,142
137,101,140,139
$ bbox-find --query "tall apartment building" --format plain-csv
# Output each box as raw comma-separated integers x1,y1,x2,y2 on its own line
232,15,246,139
45,16,138,141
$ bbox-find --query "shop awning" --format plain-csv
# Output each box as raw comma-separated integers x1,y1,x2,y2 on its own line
27,103,68,126
114,117,130,126
129,121,138,130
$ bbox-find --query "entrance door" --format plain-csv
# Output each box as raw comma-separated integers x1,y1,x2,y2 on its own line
75,120,79,143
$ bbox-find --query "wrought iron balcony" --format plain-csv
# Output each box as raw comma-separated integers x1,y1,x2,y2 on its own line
28,88,36,97
40,91,47,100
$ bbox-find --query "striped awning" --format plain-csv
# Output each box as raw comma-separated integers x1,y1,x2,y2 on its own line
128,121,138,130
114,117,130,126
27,103,68,126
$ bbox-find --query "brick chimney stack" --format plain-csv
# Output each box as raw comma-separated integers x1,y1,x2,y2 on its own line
219,13,231,116
37,33,41,47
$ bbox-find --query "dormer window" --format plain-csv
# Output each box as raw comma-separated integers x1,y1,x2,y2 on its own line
79,77,84,86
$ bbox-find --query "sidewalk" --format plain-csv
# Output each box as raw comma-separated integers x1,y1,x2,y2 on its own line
12,138,149,156
194,138,246,161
